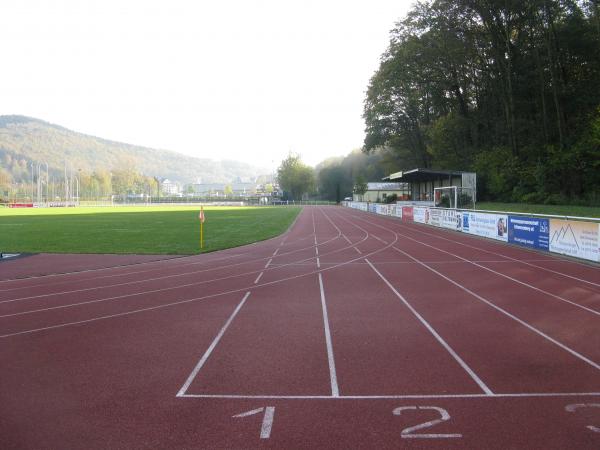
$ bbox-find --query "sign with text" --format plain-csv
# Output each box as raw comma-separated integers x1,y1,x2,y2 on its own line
402,206,414,222
549,219,599,262
462,212,509,242
441,209,462,231
413,207,428,224
508,216,549,251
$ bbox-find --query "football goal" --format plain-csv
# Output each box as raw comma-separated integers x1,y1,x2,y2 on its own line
434,186,475,209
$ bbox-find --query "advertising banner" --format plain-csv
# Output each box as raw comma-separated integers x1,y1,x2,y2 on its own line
549,219,599,262
508,216,549,251
441,209,462,231
368,203,377,213
402,206,413,222
413,206,428,224
426,208,442,227
394,205,403,219
462,212,509,242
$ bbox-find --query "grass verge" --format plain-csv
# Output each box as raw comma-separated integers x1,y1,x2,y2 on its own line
0,206,301,254
475,202,600,218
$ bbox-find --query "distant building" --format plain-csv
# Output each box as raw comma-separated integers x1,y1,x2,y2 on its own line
161,179,181,195
383,168,476,203
355,182,410,203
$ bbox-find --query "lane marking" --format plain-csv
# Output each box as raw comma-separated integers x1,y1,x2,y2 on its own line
254,272,264,284
0,212,344,299
366,259,494,396
176,291,251,397
393,234,600,317
405,223,600,288
343,234,362,254
318,273,339,397
317,257,321,268
392,246,600,372
264,259,272,269
2,208,391,338
372,235,388,245
179,392,600,399
272,248,279,256
261,406,275,439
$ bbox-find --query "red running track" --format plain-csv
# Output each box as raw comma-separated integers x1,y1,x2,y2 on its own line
1,206,599,449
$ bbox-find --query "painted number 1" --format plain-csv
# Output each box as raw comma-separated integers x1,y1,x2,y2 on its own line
565,403,600,433
233,407,275,439
393,406,462,439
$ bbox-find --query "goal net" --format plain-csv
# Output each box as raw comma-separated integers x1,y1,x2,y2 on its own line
434,186,475,209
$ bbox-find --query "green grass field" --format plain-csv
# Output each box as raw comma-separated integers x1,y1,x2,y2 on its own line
0,206,301,255
476,202,600,218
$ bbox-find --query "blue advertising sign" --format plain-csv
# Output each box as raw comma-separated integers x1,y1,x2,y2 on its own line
508,216,550,251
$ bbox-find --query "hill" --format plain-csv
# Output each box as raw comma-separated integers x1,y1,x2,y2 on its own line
0,115,267,184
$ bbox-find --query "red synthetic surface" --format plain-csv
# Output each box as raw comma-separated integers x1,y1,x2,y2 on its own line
1,206,599,449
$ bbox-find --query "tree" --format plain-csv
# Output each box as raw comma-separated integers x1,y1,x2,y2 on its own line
277,153,315,200
353,175,368,201
224,184,233,197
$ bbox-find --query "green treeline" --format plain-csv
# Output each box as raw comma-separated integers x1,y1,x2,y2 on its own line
316,149,400,202
361,0,600,205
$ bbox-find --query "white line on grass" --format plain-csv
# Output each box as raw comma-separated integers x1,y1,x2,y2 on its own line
176,291,251,397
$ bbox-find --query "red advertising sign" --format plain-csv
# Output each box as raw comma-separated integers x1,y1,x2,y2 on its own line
402,206,414,222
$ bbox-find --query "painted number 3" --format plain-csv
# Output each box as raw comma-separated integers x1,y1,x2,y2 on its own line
393,406,462,439
565,403,600,433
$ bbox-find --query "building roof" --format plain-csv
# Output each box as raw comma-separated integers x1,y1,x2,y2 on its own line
383,168,473,183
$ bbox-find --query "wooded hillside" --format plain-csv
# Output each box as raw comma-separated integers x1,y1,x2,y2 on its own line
0,116,267,184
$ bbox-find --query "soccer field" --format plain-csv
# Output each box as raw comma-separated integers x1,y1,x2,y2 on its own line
0,206,301,254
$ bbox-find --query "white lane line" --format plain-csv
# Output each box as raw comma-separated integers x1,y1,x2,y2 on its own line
0,211,345,301
254,272,264,284
366,259,494,396
372,235,388,245
2,209,386,338
392,246,600,372
272,248,280,256
179,391,600,399
317,257,321,268
318,273,339,397
264,258,272,269
176,291,251,397
343,234,362,254
394,233,600,317
260,406,275,439
406,225,600,288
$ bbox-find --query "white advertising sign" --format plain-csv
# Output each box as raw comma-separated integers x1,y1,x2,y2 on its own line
549,219,600,262
413,207,428,224
441,209,462,231
462,212,508,242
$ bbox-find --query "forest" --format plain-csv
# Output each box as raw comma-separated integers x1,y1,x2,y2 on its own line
363,0,600,205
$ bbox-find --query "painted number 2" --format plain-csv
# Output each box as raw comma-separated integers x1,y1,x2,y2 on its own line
393,406,462,439
233,407,275,439
565,403,600,433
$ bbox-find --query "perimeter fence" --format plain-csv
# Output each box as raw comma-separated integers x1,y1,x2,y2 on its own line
343,201,600,263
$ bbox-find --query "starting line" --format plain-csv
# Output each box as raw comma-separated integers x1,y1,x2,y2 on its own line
178,392,600,399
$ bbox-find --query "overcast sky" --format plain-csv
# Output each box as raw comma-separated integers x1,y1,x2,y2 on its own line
1,0,413,170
